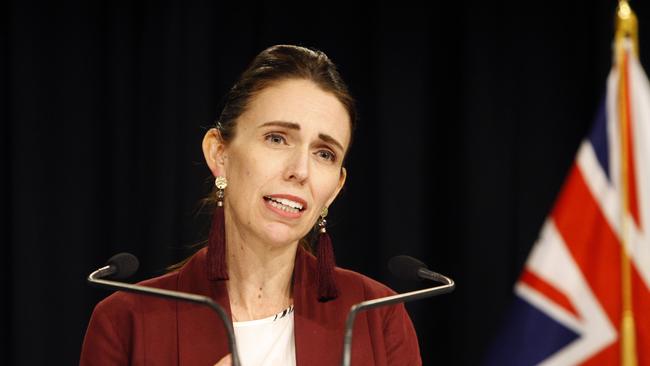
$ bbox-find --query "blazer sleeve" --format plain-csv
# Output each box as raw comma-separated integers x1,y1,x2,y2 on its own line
79,298,132,366
383,303,422,366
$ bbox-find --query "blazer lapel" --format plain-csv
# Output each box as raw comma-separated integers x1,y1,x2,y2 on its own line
176,248,233,365
293,247,345,365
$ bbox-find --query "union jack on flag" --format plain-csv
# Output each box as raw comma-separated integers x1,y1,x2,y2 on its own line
484,13,650,366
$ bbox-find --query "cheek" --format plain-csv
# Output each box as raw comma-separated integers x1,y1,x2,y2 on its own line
227,148,256,179
226,154,274,197
313,170,342,205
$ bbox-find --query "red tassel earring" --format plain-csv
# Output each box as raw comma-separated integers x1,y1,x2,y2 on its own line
207,176,228,280
316,206,339,301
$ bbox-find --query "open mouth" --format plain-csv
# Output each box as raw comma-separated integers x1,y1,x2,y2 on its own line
263,195,305,213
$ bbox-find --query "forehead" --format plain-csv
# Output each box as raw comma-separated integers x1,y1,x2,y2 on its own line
237,79,351,149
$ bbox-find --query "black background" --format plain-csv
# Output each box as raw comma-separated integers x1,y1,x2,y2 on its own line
3,1,647,365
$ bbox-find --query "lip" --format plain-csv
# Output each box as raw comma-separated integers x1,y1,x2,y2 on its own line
265,194,308,210
263,194,308,219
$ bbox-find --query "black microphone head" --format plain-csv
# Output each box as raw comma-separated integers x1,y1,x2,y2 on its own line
106,252,139,280
388,255,428,282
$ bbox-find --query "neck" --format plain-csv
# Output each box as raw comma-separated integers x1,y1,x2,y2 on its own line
224,216,298,321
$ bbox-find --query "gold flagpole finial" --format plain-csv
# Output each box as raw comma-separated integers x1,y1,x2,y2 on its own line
616,0,639,56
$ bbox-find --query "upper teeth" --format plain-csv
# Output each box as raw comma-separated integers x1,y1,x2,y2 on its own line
268,197,303,210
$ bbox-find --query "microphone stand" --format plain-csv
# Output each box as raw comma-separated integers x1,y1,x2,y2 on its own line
341,271,454,366
88,266,241,366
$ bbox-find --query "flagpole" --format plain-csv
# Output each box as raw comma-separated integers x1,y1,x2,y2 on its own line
615,1,638,365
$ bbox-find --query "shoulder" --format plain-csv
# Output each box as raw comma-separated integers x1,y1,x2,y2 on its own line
295,246,397,303
331,266,405,324
93,270,180,315
95,272,178,310
295,245,397,303
95,250,205,311
81,269,185,364
332,266,422,364
333,266,397,301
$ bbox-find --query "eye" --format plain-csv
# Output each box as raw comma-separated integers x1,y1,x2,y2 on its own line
316,149,337,163
264,133,287,145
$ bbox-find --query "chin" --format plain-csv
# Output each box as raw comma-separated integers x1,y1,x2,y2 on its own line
265,234,300,248
261,224,304,248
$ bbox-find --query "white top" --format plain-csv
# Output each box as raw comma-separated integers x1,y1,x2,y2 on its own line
233,305,296,366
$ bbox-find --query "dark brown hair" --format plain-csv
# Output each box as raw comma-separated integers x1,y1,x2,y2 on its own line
216,44,356,146
171,45,357,269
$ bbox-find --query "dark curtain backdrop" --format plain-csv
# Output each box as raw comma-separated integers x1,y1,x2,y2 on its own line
3,1,647,365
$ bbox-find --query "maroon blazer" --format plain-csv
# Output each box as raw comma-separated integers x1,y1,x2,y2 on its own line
80,246,422,365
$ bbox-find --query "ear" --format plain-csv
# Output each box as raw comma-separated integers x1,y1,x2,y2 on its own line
325,167,347,208
202,128,228,178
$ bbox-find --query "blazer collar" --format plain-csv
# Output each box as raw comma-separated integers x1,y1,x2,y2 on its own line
175,245,335,365
176,248,232,365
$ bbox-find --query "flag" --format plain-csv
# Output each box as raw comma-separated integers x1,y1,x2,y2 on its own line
484,3,650,365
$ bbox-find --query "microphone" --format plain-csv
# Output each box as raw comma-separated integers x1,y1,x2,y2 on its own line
90,252,140,280
388,255,452,284
87,253,241,366
341,255,455,366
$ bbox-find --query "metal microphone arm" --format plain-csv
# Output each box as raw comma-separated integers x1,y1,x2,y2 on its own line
341,272,455,366
88,267,241,366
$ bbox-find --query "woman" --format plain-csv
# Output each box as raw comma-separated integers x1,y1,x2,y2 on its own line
80,44,421,366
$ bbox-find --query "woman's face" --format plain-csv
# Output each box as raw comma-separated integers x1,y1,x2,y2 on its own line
203,78,350,247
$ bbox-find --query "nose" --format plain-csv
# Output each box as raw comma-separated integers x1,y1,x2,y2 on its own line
284,148,309,184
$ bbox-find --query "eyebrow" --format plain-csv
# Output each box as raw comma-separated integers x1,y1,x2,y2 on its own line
318,133,345,153
259,120,345,152
259,121,300,130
